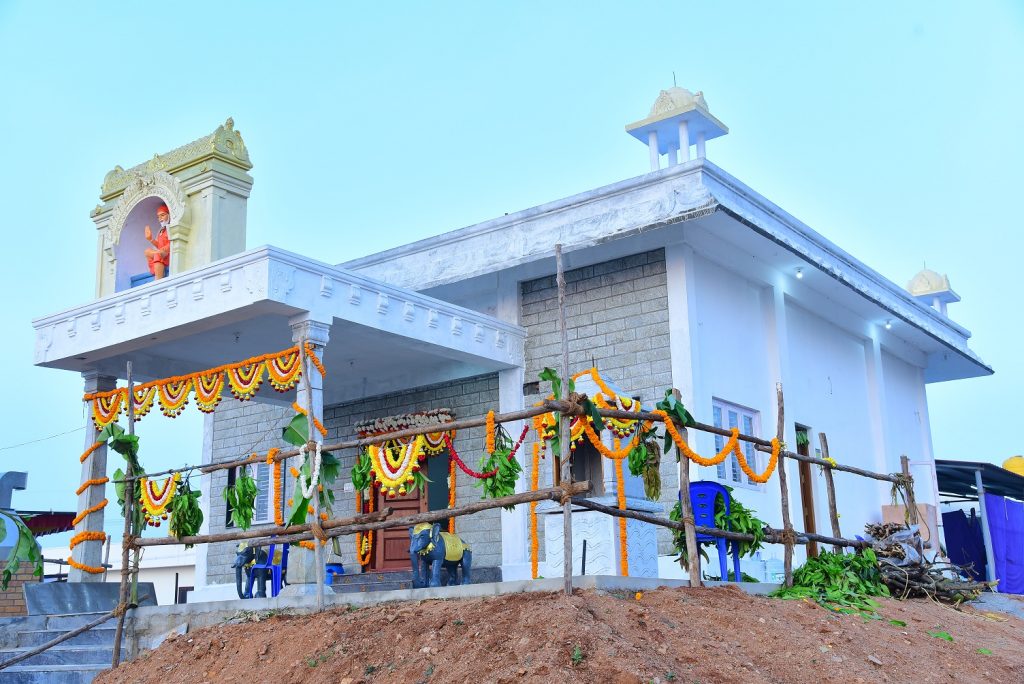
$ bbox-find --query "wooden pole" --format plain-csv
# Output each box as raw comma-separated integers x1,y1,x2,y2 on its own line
555,244,573,597
773,383,795,587
899,455,919,526
111,362,136,668
818,432,843,553
131,509,391,548
672,389,701,587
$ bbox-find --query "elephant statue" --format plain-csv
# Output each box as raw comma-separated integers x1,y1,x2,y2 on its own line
232,542,270,599
410,523,472,588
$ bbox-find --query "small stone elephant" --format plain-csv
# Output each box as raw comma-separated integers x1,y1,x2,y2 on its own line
409,522,472,588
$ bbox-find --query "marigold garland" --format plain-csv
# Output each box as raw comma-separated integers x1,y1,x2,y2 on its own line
654,409,780,483
485,410,495,454
67,556,105,574
140,473,180,526
529,441,542,579
71,499,108,526
69,530,106,550
271,450,284,525
304,342,327,377
132,386,157,419
157,378,192,418
91,390,125,428
298,540,316,550
580,418,640,461
193,372,225,413
369,436,423,497
75,477,108,496
290,402,328,436
356,492,375,566
447,455,457,534
79,441,103,463
266,348,303,391
226,362,264,401
613,444,629,577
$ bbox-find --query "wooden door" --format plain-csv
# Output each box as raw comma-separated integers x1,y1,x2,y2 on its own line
796,427,818,557
370,484,428,572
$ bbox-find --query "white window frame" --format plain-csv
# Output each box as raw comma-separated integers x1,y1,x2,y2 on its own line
710,398,763,491
227,462,274,527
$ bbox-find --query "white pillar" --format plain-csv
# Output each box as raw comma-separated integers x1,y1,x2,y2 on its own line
678,121,690,162
287,315,331,585
667,146,678,166
975,470,998,584
696,132,706,159
70,371,117,583
648,130,660,171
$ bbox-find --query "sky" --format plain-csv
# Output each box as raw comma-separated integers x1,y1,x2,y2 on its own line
0,1,1021,544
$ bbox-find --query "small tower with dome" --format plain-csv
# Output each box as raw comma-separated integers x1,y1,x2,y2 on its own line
907,267,961,317
626,85,729,172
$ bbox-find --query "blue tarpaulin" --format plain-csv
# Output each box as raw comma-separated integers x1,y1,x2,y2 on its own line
941,510,987,581
984,493,1024,594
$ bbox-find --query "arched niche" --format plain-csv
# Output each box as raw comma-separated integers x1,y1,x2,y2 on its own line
114,196,167,292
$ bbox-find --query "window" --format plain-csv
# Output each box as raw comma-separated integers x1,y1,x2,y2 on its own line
225,462,274,527
712,399,761,488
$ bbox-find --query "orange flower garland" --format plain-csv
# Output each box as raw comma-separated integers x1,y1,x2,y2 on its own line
530,441,542,579
447,455,457,534
653,409,780,483
485,410,495,454
157,378,192,417
268,448,284,525
71,499,108,526
75,477,108,496
304,342,326,377
69,530,107,550
132,386,157,419
90,390,125,428
266,348,303,391
193,372,225,413
67,556,105,574
356,492,375,566
226,362,264,400
579,418,639,460
79,441,103,463
613,439,629,577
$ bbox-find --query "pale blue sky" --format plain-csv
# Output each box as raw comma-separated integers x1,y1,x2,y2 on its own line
1,1,1021,540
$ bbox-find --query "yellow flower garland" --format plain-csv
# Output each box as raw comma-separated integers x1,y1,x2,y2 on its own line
485,410,495,454
447,455,457,534
79,441,103,463
69,530,106,550
356,492,375,566
304,342,327,377
67,556,105,574
579,417,640,460
653,409,781,483
71,499,108,527
75,477,108,496
613,446,629,577
530,441,541,579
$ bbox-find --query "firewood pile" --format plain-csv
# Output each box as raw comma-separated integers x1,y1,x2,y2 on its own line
864,523,994,604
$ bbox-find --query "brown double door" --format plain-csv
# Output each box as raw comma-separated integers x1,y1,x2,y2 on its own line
369,486,427,571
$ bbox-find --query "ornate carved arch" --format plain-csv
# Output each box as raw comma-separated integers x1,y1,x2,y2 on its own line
106,171,191,246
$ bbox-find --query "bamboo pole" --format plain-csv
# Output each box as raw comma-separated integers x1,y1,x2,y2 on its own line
111,362,136,668
555,244,573,597
773,383,795,587
899,455,919,526
672,390,701,587
130,509,391,548
818,432,843,553
570,497,870,550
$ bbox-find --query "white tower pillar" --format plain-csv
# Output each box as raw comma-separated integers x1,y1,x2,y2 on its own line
679,120,690,162
667,146,678,166
696,132,706,159
648,130,660,171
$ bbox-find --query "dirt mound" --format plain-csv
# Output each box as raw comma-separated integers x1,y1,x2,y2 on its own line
97,586,1023,684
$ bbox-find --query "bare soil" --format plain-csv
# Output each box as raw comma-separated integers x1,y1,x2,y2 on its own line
96,586,1023,684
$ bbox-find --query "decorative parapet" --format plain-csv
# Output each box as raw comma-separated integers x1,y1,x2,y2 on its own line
100,118,251,200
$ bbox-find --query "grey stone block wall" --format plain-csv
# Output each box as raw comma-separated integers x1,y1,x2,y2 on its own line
521,248,678,555
323,373,502,571
207,398,293,586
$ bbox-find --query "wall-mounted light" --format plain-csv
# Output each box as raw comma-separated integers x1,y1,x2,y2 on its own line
795,267,804,279
885,319,892,330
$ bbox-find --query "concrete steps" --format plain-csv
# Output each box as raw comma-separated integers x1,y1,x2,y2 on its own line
330,567,501,593
0,613,120,684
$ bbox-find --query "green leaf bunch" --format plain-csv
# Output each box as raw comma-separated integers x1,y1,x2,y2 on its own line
282,410,340,531
669,489,767,565
223,466,259,530
773,548,890,616
169,477,204,547
474,425,523,509
655,390,695,459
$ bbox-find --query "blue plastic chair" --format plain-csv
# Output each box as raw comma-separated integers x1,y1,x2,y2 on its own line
325,562,345,585
688,481,741,582
247,542,289,597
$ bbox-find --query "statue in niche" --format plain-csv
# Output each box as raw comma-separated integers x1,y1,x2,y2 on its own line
144,204,172,279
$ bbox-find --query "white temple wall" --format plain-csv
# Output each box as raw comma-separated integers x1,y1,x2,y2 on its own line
882,351,939,507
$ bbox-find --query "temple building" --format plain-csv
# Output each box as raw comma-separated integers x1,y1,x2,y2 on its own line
33,88,990,600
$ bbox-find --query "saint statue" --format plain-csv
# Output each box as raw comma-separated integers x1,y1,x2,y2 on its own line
144,204,172,279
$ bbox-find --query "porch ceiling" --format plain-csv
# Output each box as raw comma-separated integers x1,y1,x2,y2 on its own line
32,247,524,405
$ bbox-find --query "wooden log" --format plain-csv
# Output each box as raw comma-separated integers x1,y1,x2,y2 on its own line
672,389,702,587
111,362,135,668
261,482,592,545
130,509,392,548
818,432,843,553
773,383,795,587
555,243,574,597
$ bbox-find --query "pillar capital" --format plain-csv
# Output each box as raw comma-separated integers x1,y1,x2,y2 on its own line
288,315,331,348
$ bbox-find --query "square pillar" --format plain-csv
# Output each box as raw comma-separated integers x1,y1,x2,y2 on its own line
70,371,117,582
